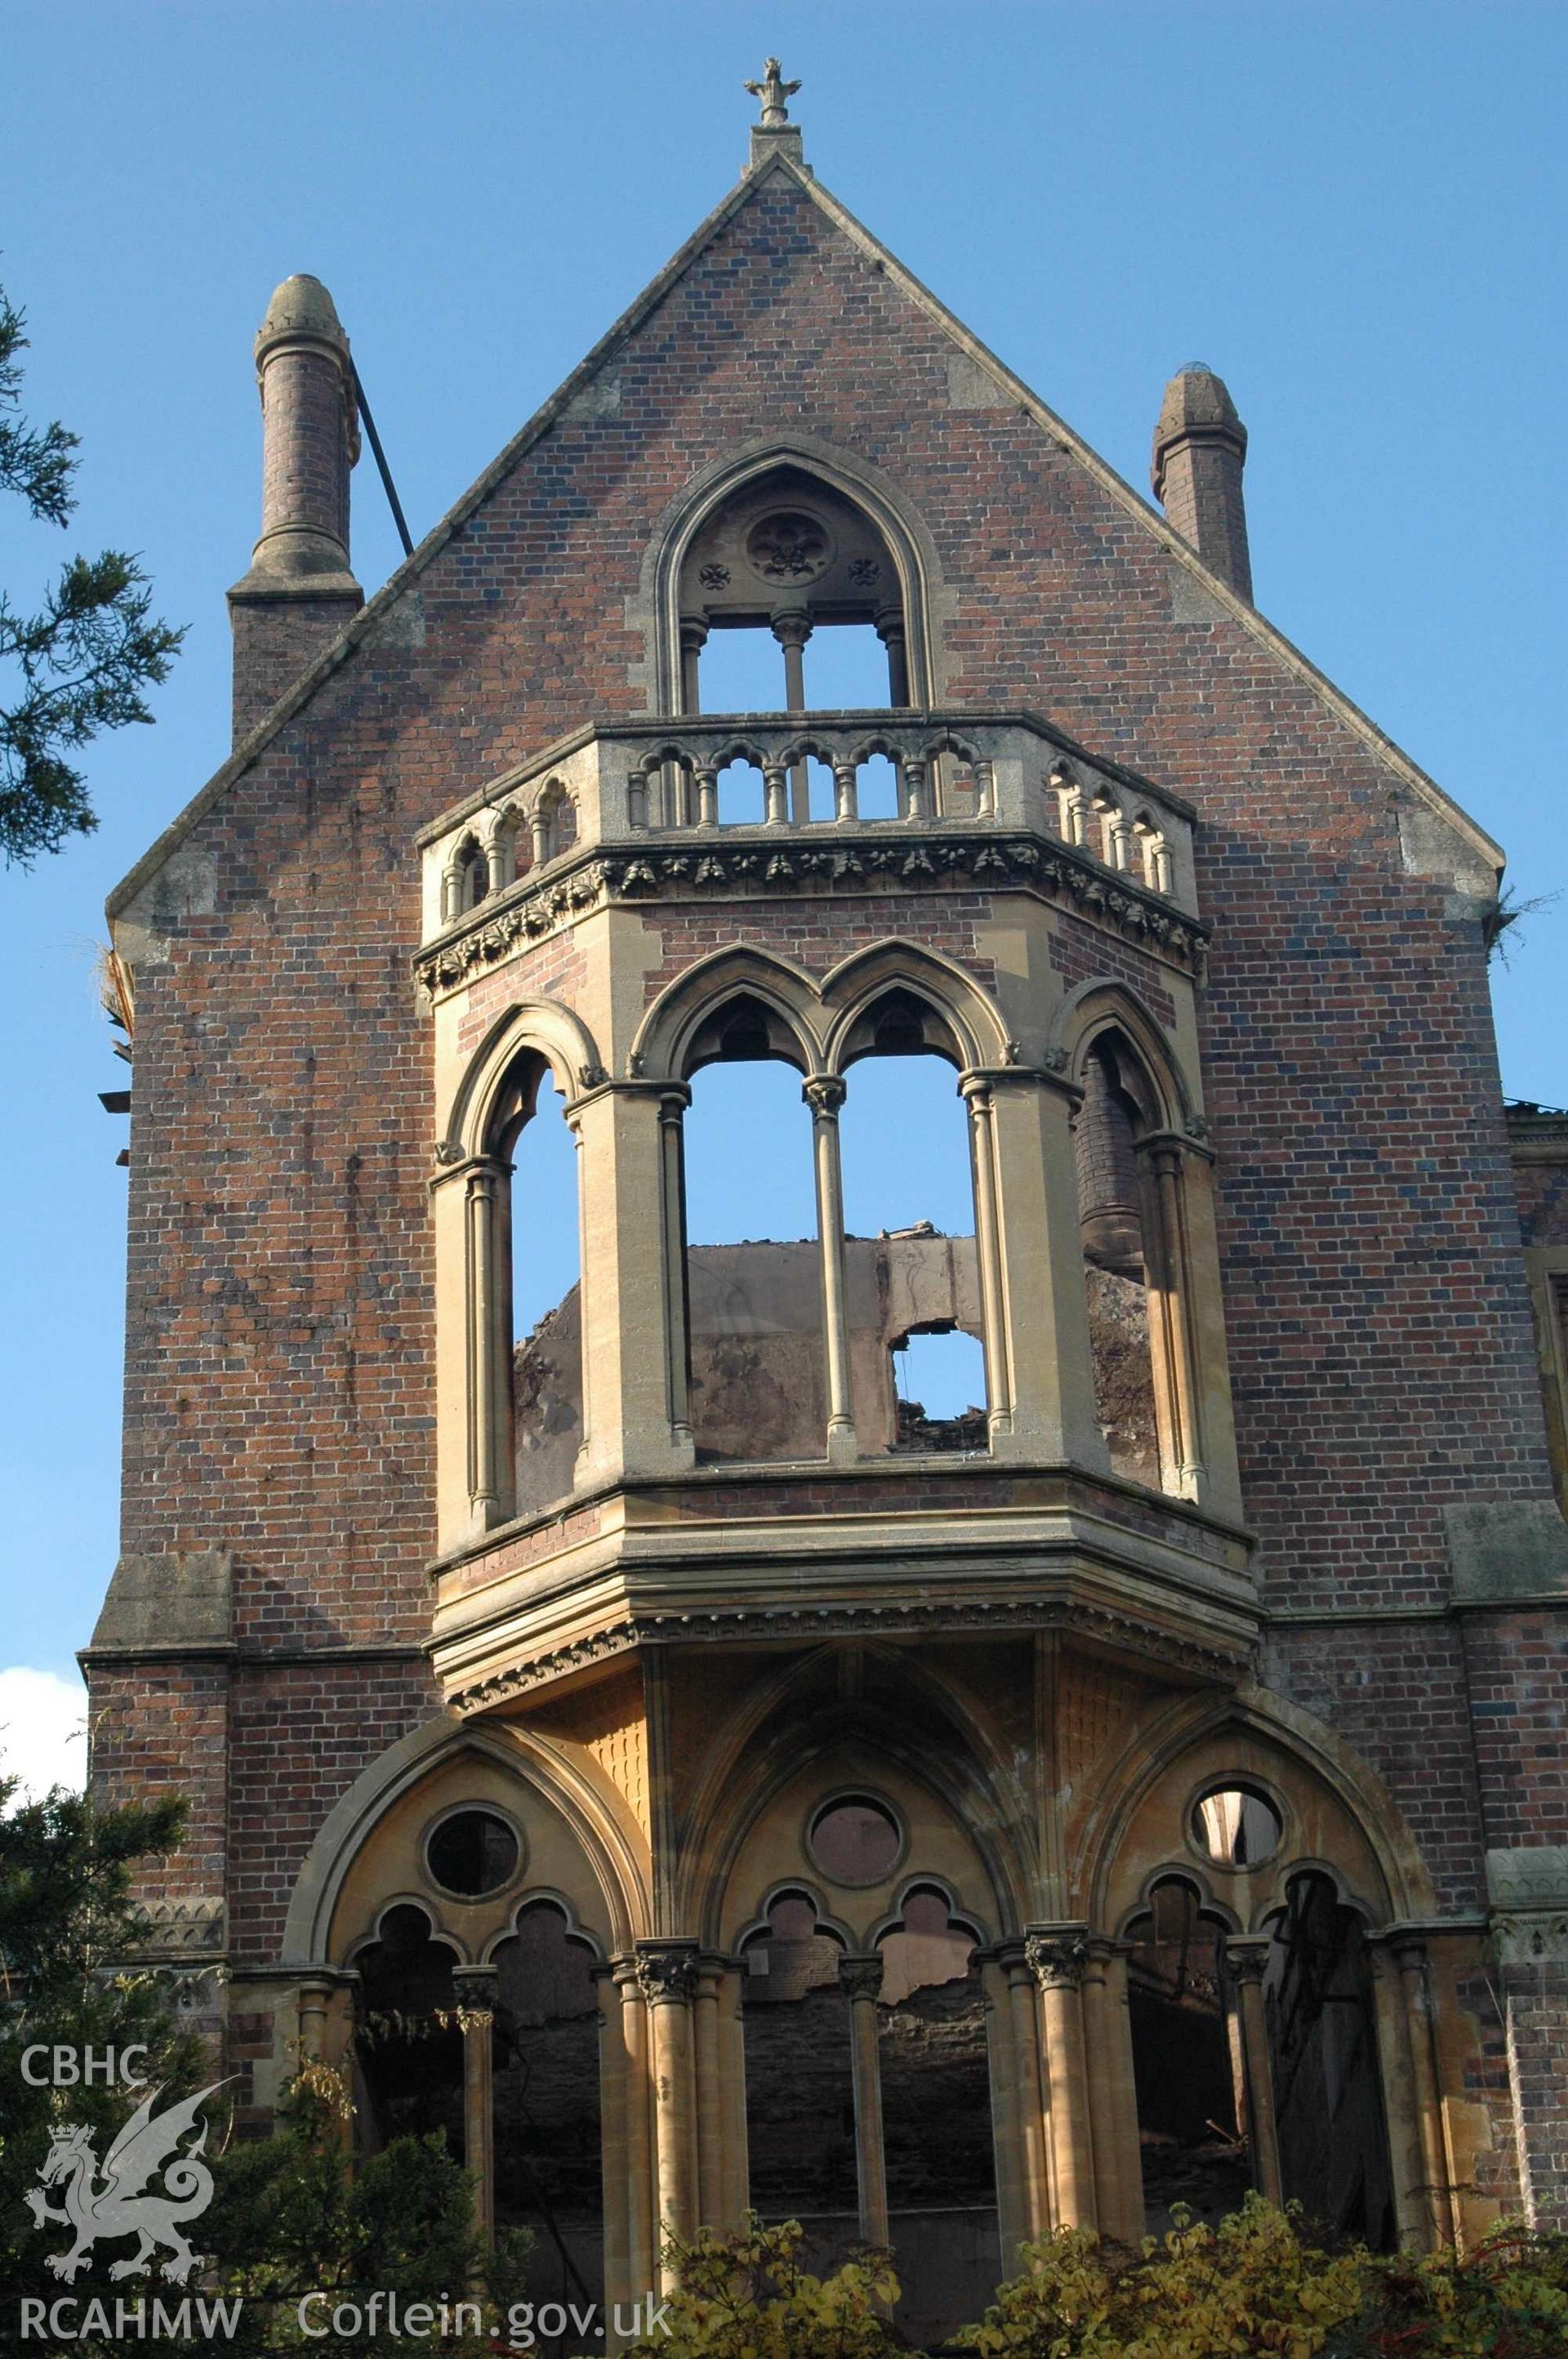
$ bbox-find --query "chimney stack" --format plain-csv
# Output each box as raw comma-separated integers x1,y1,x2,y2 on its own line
1151,363,1253,603
227,274,362,743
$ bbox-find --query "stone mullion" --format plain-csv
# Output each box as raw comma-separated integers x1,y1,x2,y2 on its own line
1026,1930,1096,2229
571,1085,695,1487
658,1087,694,1450
614,1962,657,2311
679,617,707,715
962,1071,1107,1468
452,1964,497,2248
1367,1937,1432,2249
875,603,909,706
1000,1942,1051,2238
1225,1938,1284,2207
839,1954,891,2248
1081,1936,1143,2245
770,609,812,823
805,1075,858,1462
962,1079,1014,1440
717,1967,749,2231
692,1956,726,2229
596,1969,634,2340
635,1942,701,2290
1144,1138,1208,1503
980,1951,1029,2266
1390,1934,1457,2247
464,1161,512,1525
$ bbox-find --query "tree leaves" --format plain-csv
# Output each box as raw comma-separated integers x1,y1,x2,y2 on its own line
0,280,183,865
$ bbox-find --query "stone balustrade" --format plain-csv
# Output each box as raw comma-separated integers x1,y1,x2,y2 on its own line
416,709,1200,950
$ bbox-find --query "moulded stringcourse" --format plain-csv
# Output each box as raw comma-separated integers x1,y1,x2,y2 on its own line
414,827,1209,997
441,1592,1254,1714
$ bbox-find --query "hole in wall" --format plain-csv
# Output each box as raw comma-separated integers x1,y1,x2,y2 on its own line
700,627,786,713
808,1795,902,1886
715,756,766,825
425,1808,520,1899
804,622,892,709
1190,1786,1282,1869
511,1068,583,1519
857,751,901,818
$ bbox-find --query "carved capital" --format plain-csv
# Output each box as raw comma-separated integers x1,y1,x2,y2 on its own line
1493,1911,1568,1967
1024,1931,1087,1991
837,1953,884,2003
1225,1938,1272,1989
1388,1930,1431,1977
633,1941,701,2005
804,1072,846,1118
769,607,812,651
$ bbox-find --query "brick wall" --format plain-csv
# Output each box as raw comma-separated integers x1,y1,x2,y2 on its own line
97,163,1559,2013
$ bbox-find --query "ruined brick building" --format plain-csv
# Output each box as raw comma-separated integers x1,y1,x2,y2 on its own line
87,68,1568,2347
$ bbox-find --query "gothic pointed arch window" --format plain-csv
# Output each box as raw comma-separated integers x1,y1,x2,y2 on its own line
677,465,911,729
837,987,991,1454
492,1898,604,2314
1264,1872,1394,2245
354,1902,465,2160
739,1890,858,2237
1125,1876,1251,2230
679,990,824,1465
1072,1023,1209,1499
461,1046,583,1527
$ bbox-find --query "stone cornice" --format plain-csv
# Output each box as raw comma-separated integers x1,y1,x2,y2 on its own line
442,1588,1254,1716
415,825,1208,999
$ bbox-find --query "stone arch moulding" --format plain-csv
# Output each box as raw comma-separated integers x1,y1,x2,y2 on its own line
1049,977,1197,1138
1119,1862,1245,1938
819,939,1014,1077
480,1885,607,1969
684,1652,1029,1950
1076,1683,1437,1940
866,1873,989,1951
440,996,609,1159
632,435,956,711
629,943,826,1082
733,1882,861,1958
279,1714,648,1970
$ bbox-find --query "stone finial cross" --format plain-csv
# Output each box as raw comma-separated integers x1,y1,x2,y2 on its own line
745,58,801,129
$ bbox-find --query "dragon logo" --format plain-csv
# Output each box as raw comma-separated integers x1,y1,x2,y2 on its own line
24,2080,227,2284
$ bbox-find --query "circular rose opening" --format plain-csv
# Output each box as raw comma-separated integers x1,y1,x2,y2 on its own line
425,1808,520,1898
1191,1786,1281,1869
808,1796,902,1887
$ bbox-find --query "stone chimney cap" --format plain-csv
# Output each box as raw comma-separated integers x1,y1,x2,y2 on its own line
1152,363,1246,496
256,274,350,363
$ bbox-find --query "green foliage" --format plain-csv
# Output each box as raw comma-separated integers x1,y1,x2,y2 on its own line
963,2199,1367,2358
959,2202,1568,2359
196,2069,533,2355
0,282,183,865
623,2216,904,2358
614,2208,1568,2359
1,1773,207,2330
2,1777,531,2353
1343,2223,1568,2357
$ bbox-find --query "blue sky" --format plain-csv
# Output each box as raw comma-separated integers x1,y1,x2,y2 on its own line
1,2,1563,1782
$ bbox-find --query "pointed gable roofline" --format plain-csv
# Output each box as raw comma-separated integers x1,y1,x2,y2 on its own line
108,149,1501,925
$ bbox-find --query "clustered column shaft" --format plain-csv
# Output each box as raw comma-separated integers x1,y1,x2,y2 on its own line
839,1955,891,2247
804,1074,858,1461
